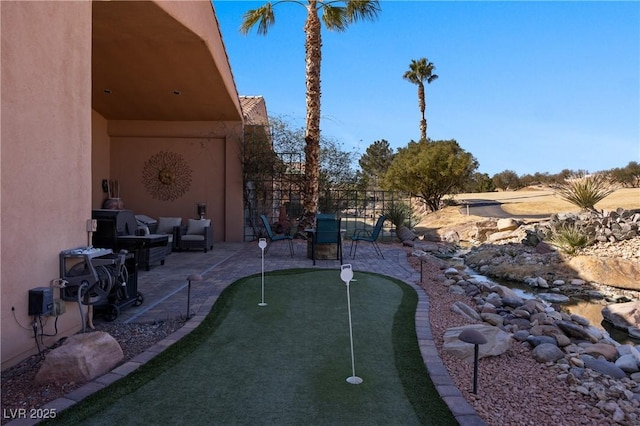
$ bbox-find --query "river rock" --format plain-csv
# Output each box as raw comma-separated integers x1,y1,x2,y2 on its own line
615,354,640,373
601,301,640,331
532,343,564,363
480,312,504,326
556,320,598,342
568,256,640,290
581,342,618,361
451,301,482,321
582,356,627,379
537,293,570,304
443,324,513,363
527,335,557,347
35,331,123,385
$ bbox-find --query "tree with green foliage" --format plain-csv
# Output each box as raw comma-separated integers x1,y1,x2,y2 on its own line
462,172,496,193
491,169,521,191
358,139,394,188
241,1,381,228
403,58,438,141
610,161,640,188
383,139,478,211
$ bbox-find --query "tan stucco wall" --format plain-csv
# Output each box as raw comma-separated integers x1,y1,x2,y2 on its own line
1,1,92,370
106,121,244,242
2,0,245,371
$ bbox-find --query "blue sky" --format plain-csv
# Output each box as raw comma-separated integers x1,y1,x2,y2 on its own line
213,0,639,177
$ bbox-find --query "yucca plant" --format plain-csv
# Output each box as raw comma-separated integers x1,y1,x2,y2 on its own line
383,201,415,229
546,223,594,255
552,172,617,212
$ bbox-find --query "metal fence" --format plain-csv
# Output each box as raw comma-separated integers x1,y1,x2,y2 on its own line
244,186,410,242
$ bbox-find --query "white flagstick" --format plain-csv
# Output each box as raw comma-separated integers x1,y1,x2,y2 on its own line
258,238,267,306
340,264,362,385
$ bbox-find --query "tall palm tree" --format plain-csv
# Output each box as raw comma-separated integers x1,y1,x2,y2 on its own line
403,58,438,141
241,1,380,228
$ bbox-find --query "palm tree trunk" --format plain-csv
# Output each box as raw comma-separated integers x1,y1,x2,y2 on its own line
302,1,321,230
418,83,426,140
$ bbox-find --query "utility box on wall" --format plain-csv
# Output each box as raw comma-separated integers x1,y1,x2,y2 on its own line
28,287,54,316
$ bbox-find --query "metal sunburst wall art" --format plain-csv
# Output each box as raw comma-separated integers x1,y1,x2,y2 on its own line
142,151,193,201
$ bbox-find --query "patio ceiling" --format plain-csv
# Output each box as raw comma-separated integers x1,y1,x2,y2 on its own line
92,1,241,122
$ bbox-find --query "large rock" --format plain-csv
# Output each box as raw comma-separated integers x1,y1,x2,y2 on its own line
35,331,123,385
497,218,520,232
556,320,598,343
532,343,564,363
601,301,640,331
581,342,618,361
582,357,627,379
568,256,640,290
443,323,512,363
451,301,482,321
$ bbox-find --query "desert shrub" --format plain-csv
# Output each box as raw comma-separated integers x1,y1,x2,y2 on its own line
383,201,416,229
546,223,594,255
552,172,617,212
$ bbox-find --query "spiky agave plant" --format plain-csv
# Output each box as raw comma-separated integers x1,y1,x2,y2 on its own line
546,223,594,255
552,172,617,212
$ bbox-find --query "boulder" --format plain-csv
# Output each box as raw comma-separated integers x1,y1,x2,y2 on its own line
451,301,482,321
35,331,123,385
581,343,618,361
532,343,564,363
556,320,598,342
582,357,627,379
615,354,639,373
601,301,640,331
497,218,519,231
568,256,640,290
443,323,512,363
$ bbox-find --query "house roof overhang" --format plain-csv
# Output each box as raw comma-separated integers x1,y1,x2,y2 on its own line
92,0,242,122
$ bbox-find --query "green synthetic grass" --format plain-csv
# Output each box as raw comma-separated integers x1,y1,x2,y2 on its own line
47,269,455,425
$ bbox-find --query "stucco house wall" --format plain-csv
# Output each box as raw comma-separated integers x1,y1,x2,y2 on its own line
1,0,245,370
103,120,244,241
1,1,93,370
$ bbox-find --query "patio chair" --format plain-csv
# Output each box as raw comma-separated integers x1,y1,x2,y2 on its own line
349,215,386,259
313,214,342,265
176,219,213,253
260,214,294,257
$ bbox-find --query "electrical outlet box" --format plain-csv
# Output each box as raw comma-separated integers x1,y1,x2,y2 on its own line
28,287,53,316
86,219,97,232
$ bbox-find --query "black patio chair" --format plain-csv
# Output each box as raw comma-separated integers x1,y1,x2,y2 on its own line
349,215,386,259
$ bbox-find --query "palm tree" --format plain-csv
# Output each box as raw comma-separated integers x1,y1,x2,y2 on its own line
403,58,438,141
241,1,380,229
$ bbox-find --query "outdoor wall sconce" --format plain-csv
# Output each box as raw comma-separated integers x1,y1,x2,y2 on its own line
186,273,203,320
458,329,487,394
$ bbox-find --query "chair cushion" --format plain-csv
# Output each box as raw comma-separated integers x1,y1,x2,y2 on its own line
157,217,182,234
187,219,211,235
181,235,205,241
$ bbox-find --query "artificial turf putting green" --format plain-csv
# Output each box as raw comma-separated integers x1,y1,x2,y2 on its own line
48,269,456,425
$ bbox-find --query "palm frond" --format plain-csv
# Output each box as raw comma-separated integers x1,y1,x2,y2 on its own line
240,3,276,35
321,1,380,31
321,5,348,31
345,0,381,22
